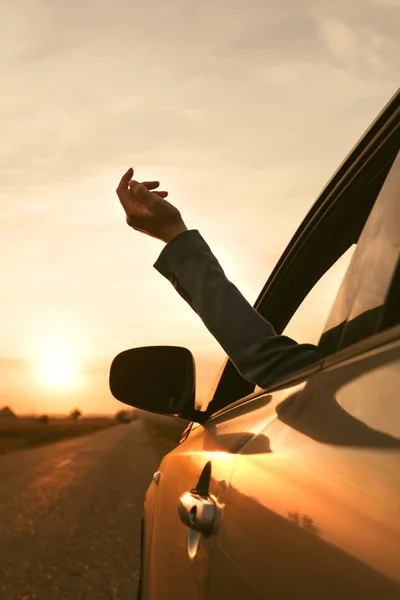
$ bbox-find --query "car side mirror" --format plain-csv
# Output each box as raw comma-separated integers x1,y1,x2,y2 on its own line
109,346,206,423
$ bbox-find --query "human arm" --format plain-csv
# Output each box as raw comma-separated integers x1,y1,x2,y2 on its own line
115,169,317,389
154,229,317,389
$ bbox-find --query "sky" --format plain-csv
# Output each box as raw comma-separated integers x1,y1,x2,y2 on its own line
1,0,399,415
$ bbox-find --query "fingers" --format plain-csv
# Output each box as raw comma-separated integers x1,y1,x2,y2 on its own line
141,181,160,191
129,179,168,200
116,167,134,194
117,170,168,208
134,181,167,196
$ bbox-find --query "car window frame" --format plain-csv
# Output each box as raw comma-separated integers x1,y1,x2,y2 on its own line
201,322,400,428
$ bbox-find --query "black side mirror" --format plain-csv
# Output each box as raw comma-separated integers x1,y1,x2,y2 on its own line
109,346,206,423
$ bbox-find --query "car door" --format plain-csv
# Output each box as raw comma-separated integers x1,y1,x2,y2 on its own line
207,151,400,598
143,391,277,600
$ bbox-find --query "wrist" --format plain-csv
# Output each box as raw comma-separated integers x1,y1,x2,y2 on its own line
162,222,188,244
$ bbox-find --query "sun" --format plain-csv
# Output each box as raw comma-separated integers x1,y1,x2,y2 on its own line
34,336,81,391
38,355,76,389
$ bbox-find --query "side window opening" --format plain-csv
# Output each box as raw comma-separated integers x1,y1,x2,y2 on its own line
253,246,356,395
282,246,356,346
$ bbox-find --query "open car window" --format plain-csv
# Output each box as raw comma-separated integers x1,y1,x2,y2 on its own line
282,246,356,346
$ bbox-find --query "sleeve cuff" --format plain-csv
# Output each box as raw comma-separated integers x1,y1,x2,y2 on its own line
153,229,213,280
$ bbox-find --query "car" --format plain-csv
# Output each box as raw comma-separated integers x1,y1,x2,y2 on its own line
110,89,400,600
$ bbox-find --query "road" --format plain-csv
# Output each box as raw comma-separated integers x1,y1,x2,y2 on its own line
0,420,162,600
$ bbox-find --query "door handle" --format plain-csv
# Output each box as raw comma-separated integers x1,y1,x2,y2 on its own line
177,491,218,536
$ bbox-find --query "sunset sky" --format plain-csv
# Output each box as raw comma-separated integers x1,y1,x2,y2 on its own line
1,0,399,415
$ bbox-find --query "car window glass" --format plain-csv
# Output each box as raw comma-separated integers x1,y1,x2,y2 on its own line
282,246,356,346
317,151,400,353
335,151,400,348
253,246,356,394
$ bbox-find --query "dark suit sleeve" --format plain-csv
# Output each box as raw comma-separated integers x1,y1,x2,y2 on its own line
154,230,317,389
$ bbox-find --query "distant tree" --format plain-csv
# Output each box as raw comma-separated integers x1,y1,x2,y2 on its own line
288,511,321,536
301,514,321,535
70,409,82,421
288,511,301,525
115,409,131,424
37,415,49,424
0,406,17,419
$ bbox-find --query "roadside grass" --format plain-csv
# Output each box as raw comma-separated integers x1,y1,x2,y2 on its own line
0,418,119,455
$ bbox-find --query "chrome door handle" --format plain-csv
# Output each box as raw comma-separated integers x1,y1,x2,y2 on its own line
177,491,218,536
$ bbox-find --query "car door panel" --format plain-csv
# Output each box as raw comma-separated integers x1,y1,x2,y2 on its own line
209,340,400,599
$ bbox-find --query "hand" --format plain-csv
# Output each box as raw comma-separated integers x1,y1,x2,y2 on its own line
116,168,188,243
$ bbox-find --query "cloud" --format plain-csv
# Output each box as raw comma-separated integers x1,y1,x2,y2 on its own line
316,15,384,70
318,17,359,62
312,1,399,76
1,0,398,198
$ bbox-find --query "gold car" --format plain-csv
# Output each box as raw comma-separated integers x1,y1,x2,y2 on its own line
111,90,400,600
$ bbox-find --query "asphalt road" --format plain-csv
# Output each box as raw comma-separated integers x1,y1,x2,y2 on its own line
0,420,162,600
